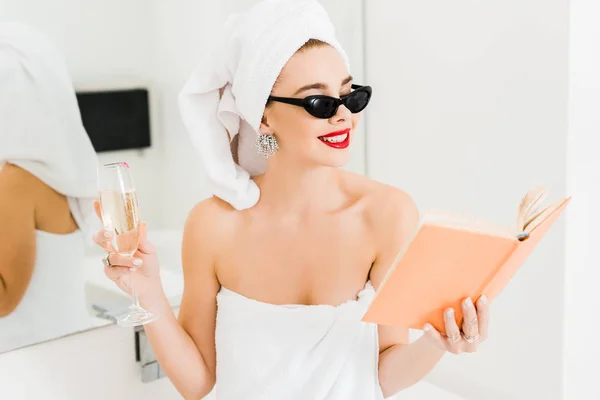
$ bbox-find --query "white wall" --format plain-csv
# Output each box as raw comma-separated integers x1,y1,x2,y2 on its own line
365,1,569,399
563,1,600,399
150,0,228,230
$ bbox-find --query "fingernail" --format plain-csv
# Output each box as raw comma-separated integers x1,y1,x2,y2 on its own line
423,323,432,332
480,295,487,305
446,308,454,317
130,267,137,272
464,297,473,307
103,231,112,238
132,259,143,266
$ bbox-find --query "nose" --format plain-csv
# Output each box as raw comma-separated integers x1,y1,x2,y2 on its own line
329,102,352,123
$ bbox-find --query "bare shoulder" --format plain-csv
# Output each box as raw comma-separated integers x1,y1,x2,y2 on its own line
182,196,240,268
368,183,419,232
342,173,420,287
185,195,239,231
340,170,419,227
355,176,417,217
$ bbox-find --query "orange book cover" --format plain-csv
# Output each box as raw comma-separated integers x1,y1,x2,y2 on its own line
362,188,570,335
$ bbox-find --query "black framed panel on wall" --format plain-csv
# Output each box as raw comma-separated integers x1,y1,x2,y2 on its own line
76,88,151,153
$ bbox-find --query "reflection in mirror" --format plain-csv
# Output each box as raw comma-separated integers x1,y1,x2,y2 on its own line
0,21,101,353
0,19,185,354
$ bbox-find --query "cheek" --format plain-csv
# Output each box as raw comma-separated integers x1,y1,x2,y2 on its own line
272,107,302,136
352,114,361,128
297,120,324,146
276,110,320,143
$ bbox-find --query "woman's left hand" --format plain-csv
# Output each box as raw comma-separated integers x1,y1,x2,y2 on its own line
422,295,490,354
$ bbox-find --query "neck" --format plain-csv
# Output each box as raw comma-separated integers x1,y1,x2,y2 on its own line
255,155,343,213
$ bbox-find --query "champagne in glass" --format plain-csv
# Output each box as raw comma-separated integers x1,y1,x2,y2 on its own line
97,162,158,326
99,189,140,256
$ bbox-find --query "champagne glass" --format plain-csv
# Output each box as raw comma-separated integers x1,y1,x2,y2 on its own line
97,162,158,326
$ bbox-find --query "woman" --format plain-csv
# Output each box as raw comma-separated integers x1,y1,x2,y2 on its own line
94,1,490,398
0,22,98,352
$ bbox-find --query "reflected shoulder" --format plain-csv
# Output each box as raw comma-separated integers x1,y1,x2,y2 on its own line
0,163,41,190
0,163,40,210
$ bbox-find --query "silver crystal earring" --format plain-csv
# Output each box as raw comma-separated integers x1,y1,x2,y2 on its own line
256,134,279,158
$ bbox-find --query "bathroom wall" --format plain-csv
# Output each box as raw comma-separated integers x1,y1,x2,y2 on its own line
365,0,569,399
563,0,600,398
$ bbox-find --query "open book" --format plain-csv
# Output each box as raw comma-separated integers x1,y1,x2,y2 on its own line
362,186,571,335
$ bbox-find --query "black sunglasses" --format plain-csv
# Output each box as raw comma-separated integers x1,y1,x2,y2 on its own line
267,84,372,119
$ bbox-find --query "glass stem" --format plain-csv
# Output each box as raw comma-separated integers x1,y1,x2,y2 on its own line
131,269,141,308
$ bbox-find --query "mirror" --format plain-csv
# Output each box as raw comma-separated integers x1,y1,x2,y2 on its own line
0,0,365,354
0,2,185,353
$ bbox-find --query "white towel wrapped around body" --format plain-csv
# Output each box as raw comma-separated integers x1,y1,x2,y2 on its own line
212,281,385,400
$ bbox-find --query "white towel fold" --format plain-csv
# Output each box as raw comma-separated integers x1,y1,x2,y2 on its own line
179,0,350,210
0,22,99,239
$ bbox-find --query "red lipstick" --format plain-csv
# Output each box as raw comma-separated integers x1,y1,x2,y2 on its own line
318,128,351,149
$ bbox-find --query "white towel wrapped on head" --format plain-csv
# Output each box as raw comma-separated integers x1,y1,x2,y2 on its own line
179,0,350,210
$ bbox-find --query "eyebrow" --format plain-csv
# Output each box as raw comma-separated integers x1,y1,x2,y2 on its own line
293,75,353,96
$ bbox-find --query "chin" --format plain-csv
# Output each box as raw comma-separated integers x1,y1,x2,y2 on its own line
314,150,351,168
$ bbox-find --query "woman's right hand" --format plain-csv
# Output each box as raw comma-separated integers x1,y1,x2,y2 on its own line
92,200,164,306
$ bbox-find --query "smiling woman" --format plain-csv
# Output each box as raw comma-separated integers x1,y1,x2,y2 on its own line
87,1,490,399
0,0,577,399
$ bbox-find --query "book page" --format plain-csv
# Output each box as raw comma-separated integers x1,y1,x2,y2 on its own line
523,198,566,234
421,188,564,239
515,186,567,234
421,210,517,239
517,186,548,231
